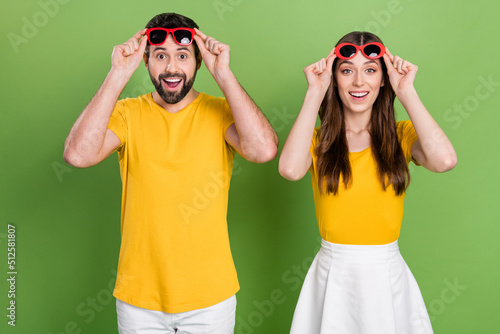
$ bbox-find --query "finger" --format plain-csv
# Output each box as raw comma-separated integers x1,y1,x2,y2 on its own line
305,62,318,74
326,53,337,71
204,36,213,52
193,35,209,56
133,29,148,43
318,58,325,73
207,38,222,55
397,58,404,73
382,53,393,71
194,28,207,42
401,60,408,74
310,62,321,75
328,46,336,58
395,57,405,74
139,31,148,53
127,39,138,53
404,60,417,73
123,42,134,56
206,37,217,54
384,47,394,62
393,56,401,72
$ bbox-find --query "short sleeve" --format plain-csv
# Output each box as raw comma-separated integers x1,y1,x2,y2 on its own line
309,127,320,172
396,120,420,166
220,98,235,134
108,99,128,148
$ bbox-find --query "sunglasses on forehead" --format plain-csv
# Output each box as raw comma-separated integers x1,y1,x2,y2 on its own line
146,27,195,46
335,42,385,60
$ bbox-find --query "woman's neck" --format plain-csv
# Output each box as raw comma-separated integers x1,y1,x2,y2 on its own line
343,109,372,133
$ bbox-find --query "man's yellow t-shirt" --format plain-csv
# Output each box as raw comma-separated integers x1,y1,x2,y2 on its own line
309,121,420,245
107,92,239,313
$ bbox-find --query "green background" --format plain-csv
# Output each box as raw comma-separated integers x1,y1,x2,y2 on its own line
1,0,499,333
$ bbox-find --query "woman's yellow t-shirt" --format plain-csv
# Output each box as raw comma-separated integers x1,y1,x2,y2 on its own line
309,121,419,245
107,93,239,313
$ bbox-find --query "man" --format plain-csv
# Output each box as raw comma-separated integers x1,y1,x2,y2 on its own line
63,12,278,333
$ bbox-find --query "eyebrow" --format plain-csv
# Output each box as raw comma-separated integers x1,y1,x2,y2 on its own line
153,46,191,53
339,60,379,66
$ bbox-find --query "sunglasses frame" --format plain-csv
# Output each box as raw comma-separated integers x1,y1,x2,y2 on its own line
145,27,196,46
335,42,386,60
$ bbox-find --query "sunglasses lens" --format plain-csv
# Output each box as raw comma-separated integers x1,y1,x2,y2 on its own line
339,45,357,58
149,29,167,45
363,44,382,58
173,29,193,45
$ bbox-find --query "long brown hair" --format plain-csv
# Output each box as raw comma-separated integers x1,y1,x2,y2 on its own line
316,31,409,196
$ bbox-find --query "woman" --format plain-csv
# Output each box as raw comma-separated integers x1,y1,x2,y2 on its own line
279,31,457,333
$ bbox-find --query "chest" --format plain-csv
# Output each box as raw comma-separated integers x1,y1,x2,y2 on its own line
346,130,371,153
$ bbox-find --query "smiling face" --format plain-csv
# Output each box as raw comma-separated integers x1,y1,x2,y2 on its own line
144,34,199,105
334,51,384,116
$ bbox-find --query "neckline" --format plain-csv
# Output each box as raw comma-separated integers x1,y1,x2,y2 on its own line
148,92,204,115
349,146,371,154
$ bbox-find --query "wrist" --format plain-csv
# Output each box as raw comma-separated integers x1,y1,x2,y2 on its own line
396,86,418,104
306,86,328,100
108,67,134,86
214,68,236,89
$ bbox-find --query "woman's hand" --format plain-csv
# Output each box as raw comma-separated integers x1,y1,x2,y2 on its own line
304,47,337,93
382,48,418,97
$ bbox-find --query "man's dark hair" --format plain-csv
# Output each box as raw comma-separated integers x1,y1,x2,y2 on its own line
144,13,200,60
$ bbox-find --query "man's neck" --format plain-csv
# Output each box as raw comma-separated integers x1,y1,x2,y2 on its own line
152,89,200,114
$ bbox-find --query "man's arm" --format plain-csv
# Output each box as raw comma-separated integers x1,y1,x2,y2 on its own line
193,29,278,163
63,29,148,168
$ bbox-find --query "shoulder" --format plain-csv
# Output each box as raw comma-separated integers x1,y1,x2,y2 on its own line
198,93,229,110
310,126,321,152
395,120,416,142
115,94,152,111
312,126,321,143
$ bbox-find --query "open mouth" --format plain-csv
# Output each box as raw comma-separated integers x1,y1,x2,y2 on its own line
162,78,182,90
349,91,369,98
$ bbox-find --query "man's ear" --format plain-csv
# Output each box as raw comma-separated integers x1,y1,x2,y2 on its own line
196,53,202,70
143,52,149,68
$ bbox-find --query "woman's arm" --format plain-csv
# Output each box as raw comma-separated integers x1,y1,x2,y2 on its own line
382,49,457,173
279,51,337,181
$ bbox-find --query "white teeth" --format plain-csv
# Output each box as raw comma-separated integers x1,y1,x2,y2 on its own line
165,78,181,82
350,92,368,97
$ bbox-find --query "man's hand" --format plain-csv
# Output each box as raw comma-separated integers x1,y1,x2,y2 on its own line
193,28,231,82
111,29,148,76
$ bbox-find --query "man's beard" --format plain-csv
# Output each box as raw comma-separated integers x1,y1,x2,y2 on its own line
150,71,197,104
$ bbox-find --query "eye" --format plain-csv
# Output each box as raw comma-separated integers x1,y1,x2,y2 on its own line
341,69,352,74
366,68,376,73
156,53,167,61
178,54,188,61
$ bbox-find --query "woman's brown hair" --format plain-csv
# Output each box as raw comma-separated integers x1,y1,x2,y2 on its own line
316,31,409,196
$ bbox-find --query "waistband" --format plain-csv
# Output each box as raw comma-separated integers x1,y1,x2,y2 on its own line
320,238,400,264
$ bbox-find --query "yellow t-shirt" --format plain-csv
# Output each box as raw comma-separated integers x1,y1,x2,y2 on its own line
107,92,239,313
309,120,419,245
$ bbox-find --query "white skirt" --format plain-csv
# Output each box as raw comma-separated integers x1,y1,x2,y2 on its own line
290,239,434,334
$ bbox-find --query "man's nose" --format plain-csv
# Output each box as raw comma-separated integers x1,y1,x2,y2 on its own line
165,59,178,72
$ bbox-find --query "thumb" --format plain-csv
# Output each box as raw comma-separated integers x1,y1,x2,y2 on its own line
382,53,395,74
139,34,148,54
193,35,209,57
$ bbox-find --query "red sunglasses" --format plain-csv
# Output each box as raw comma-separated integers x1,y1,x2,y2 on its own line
145,27,195,46
335,42,385,60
